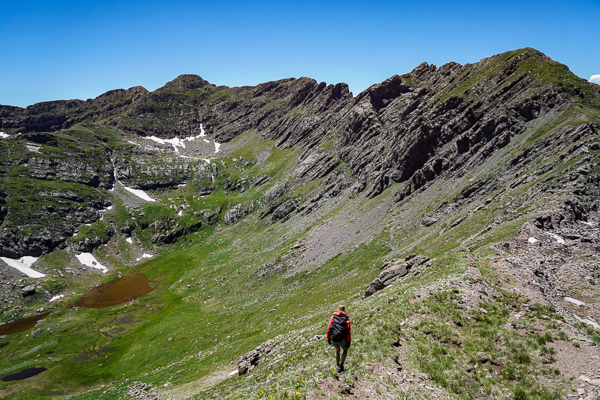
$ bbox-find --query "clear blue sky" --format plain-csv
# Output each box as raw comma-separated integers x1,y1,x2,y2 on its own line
1,0,599,107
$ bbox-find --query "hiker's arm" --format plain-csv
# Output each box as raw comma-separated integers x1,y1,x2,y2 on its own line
346,319,351,342
326,316,334,340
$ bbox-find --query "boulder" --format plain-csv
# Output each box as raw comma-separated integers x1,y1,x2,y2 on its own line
364,278,385,298
21,285,36,297
364,255,430,298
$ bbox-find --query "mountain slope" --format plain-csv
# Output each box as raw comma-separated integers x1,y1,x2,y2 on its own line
1,48,600,399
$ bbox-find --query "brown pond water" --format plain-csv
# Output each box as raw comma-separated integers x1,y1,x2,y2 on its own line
0,313,50,336
1,367,48,382
0,272,153,335
69,271,153,309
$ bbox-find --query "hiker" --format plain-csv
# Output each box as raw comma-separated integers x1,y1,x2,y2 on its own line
327,305,351,372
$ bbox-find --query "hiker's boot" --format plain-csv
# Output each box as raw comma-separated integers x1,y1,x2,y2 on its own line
336,363,342,373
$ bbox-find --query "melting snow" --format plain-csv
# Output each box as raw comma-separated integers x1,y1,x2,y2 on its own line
143,124,222,155
546,232,566,244
110,165,152,201
126,237,133,244
26,144,42,153
528,237,539,244
0,256,45,278
574,315,600,331
136,253,153,261
123,186,156,202
0,132,9,139
565,297,585,307
49,294,65,302
75,253,108,273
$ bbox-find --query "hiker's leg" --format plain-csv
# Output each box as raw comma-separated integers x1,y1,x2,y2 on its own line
341,348,348,365
335,346,341,365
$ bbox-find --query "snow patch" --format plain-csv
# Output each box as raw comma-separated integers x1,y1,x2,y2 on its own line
143,125,222,155
75,253,108,273
565,297,586,307
126,237,133,244
111,167,155,202
136,253,153,261
0,132,9,139
546,232,565,244
143,125,208,153
123,186,156,202
49,294,65,302
178,210,183,217
528,237,539,244
26,144,42,153
0,256,45,278
574,314,600,331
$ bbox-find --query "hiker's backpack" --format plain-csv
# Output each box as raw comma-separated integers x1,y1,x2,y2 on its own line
330,314,348,342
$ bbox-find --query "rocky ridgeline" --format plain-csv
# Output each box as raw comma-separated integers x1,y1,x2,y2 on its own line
0,47,599,261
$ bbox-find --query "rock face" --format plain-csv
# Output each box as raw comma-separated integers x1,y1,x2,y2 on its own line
150,220,203,244
223,203,255,226
364,255,431,298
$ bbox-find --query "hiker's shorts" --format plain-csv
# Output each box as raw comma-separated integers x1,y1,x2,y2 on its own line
332,340,350,349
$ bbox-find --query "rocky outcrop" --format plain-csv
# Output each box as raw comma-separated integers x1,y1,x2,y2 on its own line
364,254,431,298
223,203,255,226
71,225,115,253
113,146,210,190
238,339,275,375
150,219,203,244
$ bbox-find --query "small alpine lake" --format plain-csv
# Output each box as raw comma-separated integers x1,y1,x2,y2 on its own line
0,272,153,336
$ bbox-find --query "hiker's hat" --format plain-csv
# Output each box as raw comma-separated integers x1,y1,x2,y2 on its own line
337,305,345,311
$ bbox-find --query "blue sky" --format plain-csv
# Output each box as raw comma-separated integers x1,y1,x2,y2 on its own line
1,0,599,107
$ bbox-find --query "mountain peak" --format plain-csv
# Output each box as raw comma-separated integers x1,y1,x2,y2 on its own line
157,74,212,93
